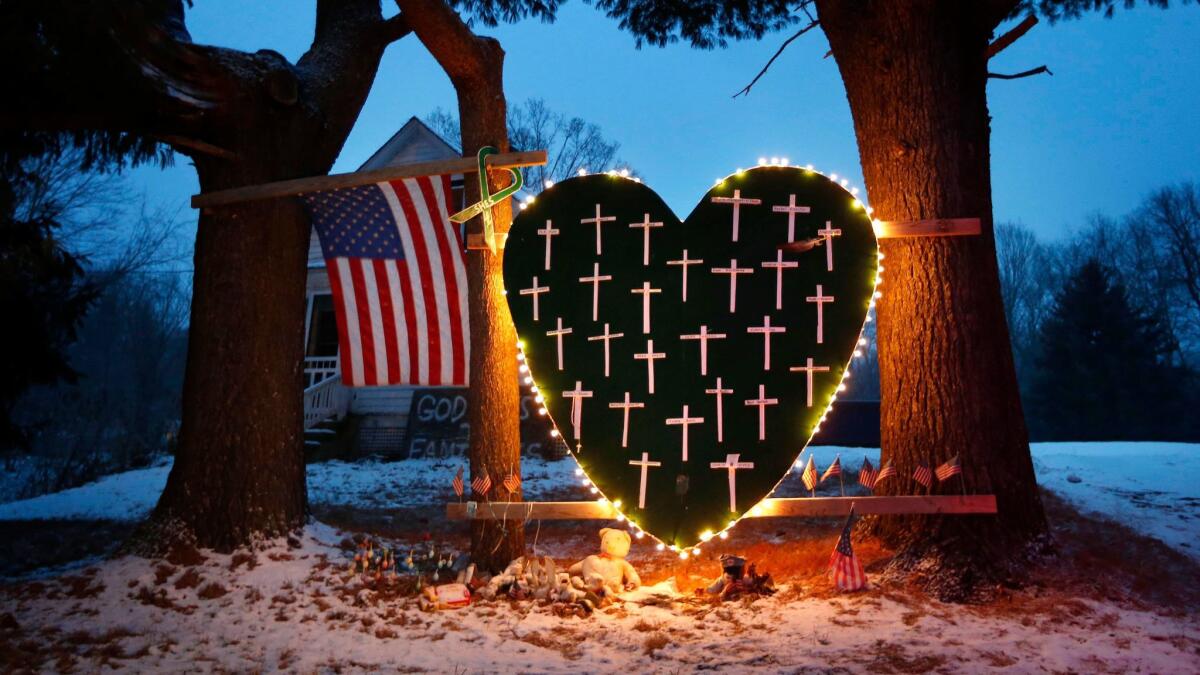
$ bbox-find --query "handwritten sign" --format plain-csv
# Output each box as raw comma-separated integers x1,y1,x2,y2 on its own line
403,385,561,459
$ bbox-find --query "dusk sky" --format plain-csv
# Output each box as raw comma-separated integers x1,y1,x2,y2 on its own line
133,1,1199,243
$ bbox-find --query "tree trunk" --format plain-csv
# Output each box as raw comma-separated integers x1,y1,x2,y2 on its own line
818,0,1047,599
398,0,525,571
460,71,526,571
152,173,311,551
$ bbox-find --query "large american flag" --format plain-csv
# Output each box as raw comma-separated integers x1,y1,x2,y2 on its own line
828,506,866,591
302,176,468,387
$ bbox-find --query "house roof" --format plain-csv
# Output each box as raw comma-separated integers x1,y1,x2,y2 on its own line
357,116,460,171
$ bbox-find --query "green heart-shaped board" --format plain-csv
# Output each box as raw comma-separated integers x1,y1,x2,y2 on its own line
503,166,878,549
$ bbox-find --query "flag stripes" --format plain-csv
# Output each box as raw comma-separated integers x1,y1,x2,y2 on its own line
303,175,468,387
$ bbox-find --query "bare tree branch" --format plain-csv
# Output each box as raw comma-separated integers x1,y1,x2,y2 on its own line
987,15,1038,59
733,18,820,98
988,65,1052,80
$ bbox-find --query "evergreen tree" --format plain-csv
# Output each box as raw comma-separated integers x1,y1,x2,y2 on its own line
1029,258,1192,440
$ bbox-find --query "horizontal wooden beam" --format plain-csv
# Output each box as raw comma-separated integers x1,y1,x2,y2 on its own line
874,217,981,239
190,150,548,209
446,495,997,520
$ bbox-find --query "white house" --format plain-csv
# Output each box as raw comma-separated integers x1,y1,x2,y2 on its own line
301,117,467,454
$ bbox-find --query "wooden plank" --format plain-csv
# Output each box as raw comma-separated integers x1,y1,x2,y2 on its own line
749,495,996,517
446,495,996,520
190,150,548,209
874,217,981,239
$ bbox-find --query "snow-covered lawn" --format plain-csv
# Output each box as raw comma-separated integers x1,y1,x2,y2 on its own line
2,521,1197,673
3,443,1196,560
2,443,1199,672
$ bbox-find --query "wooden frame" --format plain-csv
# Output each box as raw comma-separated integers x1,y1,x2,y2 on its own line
447,495,996,520
190,150,547,209
874,217,981,239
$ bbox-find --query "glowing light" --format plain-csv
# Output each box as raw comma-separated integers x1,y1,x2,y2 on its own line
518,202,527,210
757,157,767,166
679,551,689,560
806,163,814,171
830,173,838,181
656,543,665,551
550,429,560,438
544,179,554,189
607,169,618,177
577,168,587,176
523,376,533,384
874,291,883,299
574,468,583,476
635,531,645,539
534,394,544,403
613,499,622,508
537,408,547,415
589,487,599,494
781,157,789,166
770,156,780,165
700,530,714,542
616,514,626,522
719,531,729,540
620,168,630,178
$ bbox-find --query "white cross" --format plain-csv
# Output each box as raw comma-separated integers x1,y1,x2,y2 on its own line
562,380,593,440
587,322,624,377
629,213,663,266
679,325,727,376
518,276,549,321
806,284,835,344
537,221,560,271
743,383,779,441
705,377,733,443
710,453,754,512
761,250,799,311
666,249,703,302
789,357,831,407
581,204,616,255
772,194,811,242
711,189,762,242
629,452,662,509
665,404,704,462
546,317,573,371
747,315,787,371
633,339,666,394
711,259,754,313
608,391,644,448
578,262,613,322
817,221,842,272
630,282,662,334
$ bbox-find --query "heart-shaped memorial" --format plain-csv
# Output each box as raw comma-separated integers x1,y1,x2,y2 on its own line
503,166,878,550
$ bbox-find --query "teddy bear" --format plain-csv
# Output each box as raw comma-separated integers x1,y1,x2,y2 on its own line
569,527,642,594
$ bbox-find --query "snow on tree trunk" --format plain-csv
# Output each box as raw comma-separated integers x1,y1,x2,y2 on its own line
818,0,1047,599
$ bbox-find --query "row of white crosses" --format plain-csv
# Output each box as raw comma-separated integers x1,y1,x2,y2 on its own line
540,205,666,269
527,275,834,346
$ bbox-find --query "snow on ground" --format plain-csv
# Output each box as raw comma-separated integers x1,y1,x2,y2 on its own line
2,443,1197,561
0,456,576,522
2,521,1197,673
1029,442,1200,559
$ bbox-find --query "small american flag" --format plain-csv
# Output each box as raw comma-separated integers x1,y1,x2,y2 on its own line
858,458,876,489
471,471,492,496
828,506,866,591
821,455,842,483
801,454,819,492
936,454,962,482
452,465,464,497
913,462,932,489
503,472,521,494
874,460,896,484
302,176,468,387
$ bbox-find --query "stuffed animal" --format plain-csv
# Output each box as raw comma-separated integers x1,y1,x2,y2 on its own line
569,528,642,594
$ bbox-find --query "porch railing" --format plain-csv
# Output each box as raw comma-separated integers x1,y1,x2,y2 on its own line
304,373,349,429
304,356,340,388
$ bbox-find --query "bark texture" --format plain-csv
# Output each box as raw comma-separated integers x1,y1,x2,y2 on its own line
399,0,524,571
4,0,411,551
817,0,1047,599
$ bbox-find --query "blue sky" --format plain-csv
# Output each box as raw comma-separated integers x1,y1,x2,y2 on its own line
132,1,1200,242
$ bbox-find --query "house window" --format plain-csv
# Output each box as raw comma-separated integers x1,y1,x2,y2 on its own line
306,294,340,357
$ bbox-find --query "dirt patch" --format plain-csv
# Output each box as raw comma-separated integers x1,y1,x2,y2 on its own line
173,568,203,590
